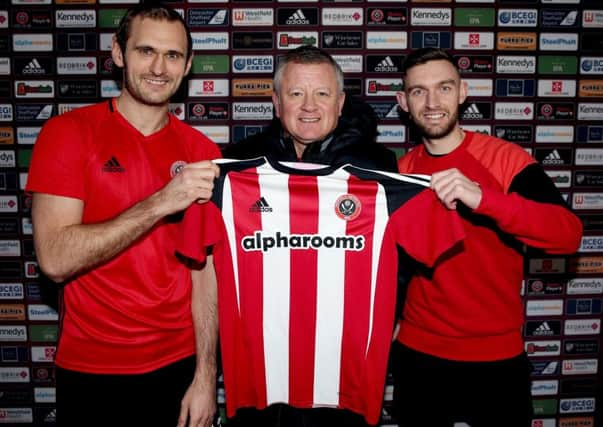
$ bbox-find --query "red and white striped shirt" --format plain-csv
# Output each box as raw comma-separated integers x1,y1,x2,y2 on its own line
179,158,463,424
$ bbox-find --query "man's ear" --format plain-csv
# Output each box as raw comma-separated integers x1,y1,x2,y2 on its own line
459,80,468,105
184,54,193,77
111,36,125,68
272,92,281,118
338,91,346,117
396,91,409,113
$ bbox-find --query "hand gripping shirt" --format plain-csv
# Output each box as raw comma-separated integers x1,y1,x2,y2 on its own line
178,158,464,425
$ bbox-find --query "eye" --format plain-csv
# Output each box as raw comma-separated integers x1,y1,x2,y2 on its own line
441,85,452,93
317,90,331,97
166,52,183,61
410,88,424,97
138,47,154,56
290,90,303,97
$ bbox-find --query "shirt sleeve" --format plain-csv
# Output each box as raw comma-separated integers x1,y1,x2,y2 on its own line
177,202,224,264
390,188,465,267
25,114,88,200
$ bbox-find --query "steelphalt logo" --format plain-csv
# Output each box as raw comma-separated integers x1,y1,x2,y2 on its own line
241,231,365,252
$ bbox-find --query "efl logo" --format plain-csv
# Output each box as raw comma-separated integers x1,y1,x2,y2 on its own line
365,78,403,96
192,126,229,144
496,32,537,50
55,9,96,28
464,78,493,97
454,32,494,49
567,278,603,295
57,57,97,75
191,32,229,50
537,79,576,97
526,299,563,316
321,8,363,26
232,55,273,73
279,32,319,49
525,340,561,357
495,102,534,120
496,55,536,74
539,33,578,51
14,80,54,98
366,31,407,49
232,8,273,26
410,8,451,26
583,10,603,28
188,79,229,97
334,55,363,73
580,57,603,75
535,125,574,143
232,102,273,120
12,33,53,52
564,319,601,336
497,9,538,27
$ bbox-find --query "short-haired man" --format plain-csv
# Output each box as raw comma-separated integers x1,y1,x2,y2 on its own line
224,45,397,171
26,4,220,426
392,48,582,427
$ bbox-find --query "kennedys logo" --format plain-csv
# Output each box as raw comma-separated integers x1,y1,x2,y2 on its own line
368,31,408,49
496,56,536,74
333,55,362,73
567,277,603,295
187,103,228,121
321,8,363,26
537,102,574,120
56,33,97,52
495,102,533,120
580,58,603,75
12,9,52,29
55,9,96,28
498,9,538,27
540,33,578,51
525,320,562,337
531,360,560,376
460,102,492,120
564,319,601,335
232,8,274,26
564,339,599,355
232,102,273,120
0,325,27,341
368,102,399,120
525,340,561,356
411,31,452,49
13,57,53,76
566,297,603,313
15,81,54,98
321,32,361,49
277,8,318,26
57,57,97,75
187,9,228,27
540,9,579,27
366,55,403,73
559,398,595,414
455,55,493,73
241,231,365,252
411,8,451,26
583,10,603,28
366,8,407,26
455,32,494,49
278,32,318,49
191,32,229,50
0,151,15,168
232,55,273,73
366,79,403,96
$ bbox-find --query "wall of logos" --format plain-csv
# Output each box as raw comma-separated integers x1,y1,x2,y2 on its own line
0,0,602,425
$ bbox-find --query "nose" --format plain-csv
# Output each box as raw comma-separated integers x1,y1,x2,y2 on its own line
150,54,167,75
301,94,318,111
425,90,440,109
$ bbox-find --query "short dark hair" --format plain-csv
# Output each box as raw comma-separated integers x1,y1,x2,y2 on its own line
115,2,192,60
273,45,344,95
401,48,457,77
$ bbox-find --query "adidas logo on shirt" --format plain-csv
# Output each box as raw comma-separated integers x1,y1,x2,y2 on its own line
102,156,125,173
250,197,273,213
542,150,563,165
286,9,310,25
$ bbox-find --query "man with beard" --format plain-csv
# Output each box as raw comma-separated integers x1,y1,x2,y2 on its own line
26,4,220,426
392,48,582,427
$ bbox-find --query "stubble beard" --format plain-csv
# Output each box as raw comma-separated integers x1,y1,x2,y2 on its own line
413,109,459,140
121,61,175,107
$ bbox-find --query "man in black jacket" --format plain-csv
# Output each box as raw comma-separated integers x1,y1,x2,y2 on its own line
223,46,397,172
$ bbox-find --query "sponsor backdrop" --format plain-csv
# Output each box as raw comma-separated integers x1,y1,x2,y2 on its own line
0,0,602,425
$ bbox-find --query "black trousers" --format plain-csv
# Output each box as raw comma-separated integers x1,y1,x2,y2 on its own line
227,404,372,427
56,356,196,426
391,343,533,427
